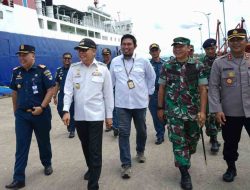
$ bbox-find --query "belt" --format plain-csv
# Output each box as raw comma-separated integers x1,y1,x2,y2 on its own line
26,109,33,112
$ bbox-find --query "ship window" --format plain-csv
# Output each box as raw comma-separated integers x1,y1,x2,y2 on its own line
47,21,57,31
38,18,44,29
76,28,87,36
95,32,101,39
88,31,94,37
0,11,3,19
102,36,108,41
60,24,75,34
110,37,112,41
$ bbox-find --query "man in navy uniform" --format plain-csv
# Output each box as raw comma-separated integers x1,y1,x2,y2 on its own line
102,48,119,136
200,38,221,153
209,28,250,182
148,43,166,144
53,52,75,138
6,45,54,189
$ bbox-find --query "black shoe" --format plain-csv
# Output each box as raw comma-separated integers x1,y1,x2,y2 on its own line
223,168,237,182
5,180,25,189
105,128,112,132
44,165,53,176
68,131,75,138
211,141,220,153
179,166,193,190
67,126,70,132
84,170,90,180
113,128,119,137
155,138,164,145
210,137,221,146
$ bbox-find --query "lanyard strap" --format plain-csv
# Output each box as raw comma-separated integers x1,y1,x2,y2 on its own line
122,58,134,78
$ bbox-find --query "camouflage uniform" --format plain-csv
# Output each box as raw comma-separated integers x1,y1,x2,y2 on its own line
159,57,208,167
200,55,221,137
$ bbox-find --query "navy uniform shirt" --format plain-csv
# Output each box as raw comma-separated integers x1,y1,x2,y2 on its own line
150,58,166,92
9,64,54,110
55,66,70,100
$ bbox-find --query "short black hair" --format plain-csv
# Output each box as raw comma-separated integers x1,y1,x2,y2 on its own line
121,34,137,46
63,52,72,58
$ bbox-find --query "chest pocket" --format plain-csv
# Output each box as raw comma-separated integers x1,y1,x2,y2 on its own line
132,65,145,82
222,71,237,87
185,64,198,85
166,67,180,85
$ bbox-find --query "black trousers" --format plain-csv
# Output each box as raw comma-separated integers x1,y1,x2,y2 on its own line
222,116,250,162
75,121,103,190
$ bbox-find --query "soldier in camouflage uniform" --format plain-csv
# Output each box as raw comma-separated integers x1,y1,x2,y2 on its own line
158,37,208,190
200,38,220,153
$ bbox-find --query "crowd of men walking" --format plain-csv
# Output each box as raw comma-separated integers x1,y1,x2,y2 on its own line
5,28,250,190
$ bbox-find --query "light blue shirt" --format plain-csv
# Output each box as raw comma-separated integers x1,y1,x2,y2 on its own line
110,53,156,109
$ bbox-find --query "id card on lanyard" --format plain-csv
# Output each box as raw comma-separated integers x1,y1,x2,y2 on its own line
123,58,135,89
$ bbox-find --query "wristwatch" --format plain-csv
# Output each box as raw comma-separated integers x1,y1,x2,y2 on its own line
40,105,46,111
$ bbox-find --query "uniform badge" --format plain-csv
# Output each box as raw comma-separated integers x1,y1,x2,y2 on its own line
228,71,235,77
20,45,24,50
226,78,233,85
92,69,102,76
75,83,80,89
60,77,62,80
233,30,238,34
17,84,21,88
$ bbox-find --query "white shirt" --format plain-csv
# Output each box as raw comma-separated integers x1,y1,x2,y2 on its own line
110,53,156,109
63,59,114,121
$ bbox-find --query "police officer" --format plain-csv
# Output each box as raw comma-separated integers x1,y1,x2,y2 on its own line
209,28,250,182
102,48,119,136
63,38,114,190
148,43,165,145
158,37,208,190
200,38,220,153
53,52,75,138
6,45,54,189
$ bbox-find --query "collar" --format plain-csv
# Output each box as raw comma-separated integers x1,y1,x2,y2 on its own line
121,52,136,61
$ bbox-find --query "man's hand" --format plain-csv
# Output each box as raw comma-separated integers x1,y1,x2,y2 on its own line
53,96,58,105
105,118,113,129
197,112,206,127
216,112,226,125
157,109,165,122
62,112,70,126
32,106,43,115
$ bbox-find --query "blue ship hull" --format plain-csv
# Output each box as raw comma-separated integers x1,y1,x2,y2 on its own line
0,31,119,86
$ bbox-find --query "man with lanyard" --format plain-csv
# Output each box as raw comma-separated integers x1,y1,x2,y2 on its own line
148,43,166,145
110,34,156,179
53,52,75,138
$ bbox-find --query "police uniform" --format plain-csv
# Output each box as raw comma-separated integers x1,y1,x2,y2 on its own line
55,61,75,135
63,39,114,190
209,28,250,182
148,43,166,144
200,38,221,152
8,45,54,187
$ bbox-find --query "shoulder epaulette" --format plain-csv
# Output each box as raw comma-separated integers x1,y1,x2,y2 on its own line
97,61,106,66
71,62,81,67
38,64,46,69
56,67,62,70
13,66,20,70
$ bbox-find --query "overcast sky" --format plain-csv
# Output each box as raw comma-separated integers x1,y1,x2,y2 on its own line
54,0,250,56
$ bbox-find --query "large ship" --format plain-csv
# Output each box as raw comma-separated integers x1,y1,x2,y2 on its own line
0,0,133,86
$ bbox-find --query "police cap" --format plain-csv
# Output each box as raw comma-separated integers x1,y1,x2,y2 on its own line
16,44,35,54
74,38,97,50
202,38,217,49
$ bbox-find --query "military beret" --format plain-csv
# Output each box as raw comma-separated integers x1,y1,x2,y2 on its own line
171,37,190,46
227,28,247,40
102,48,111,55
74,38,96,50
202,38,217,49
16,44,35,54
149,43,160,51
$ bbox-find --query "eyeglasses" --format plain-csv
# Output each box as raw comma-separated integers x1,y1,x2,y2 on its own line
78,48,90,53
